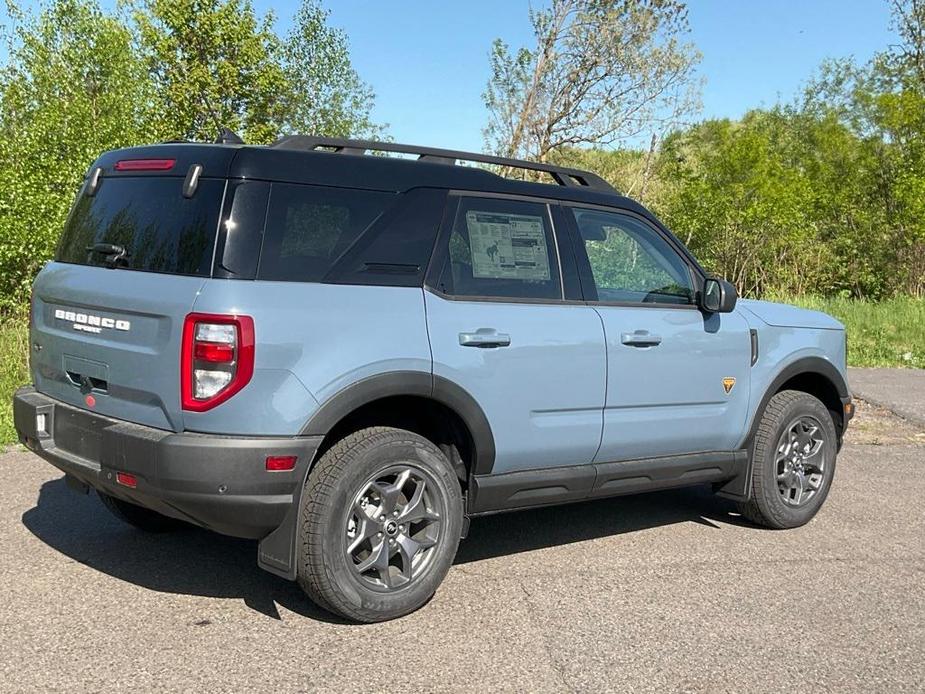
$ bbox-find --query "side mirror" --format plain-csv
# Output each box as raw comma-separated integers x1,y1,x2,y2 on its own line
700,277,737,313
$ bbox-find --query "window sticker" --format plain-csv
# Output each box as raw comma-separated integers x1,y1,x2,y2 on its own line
465,211,551,281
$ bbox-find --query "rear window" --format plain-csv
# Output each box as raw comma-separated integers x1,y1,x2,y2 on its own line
256,183,395,283
57,177,225,277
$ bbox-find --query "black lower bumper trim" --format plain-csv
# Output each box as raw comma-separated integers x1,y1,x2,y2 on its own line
14,386,322,542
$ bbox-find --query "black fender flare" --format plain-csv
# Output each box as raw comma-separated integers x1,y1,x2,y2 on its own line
743,356,850,450
298,370,496,475
259,371,496,580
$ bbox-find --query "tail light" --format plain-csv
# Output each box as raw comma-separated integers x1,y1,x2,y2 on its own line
181,313,254,411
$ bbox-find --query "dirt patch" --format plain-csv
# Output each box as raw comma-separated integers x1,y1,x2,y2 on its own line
844,398,925,446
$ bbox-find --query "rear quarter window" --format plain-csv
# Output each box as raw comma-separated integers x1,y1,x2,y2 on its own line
57,177,225,277
256,183,395,283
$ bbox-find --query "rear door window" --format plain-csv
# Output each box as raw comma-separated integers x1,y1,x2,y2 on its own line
435,196,562,301
57,177,225,277
256,183,395,283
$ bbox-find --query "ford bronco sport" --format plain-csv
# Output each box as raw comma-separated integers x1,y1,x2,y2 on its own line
14,135,853,622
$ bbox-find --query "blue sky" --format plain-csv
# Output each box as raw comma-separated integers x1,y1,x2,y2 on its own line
280,0,898,151
4,1,900,151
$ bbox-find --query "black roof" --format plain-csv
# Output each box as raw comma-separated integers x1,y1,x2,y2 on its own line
92,138,651,216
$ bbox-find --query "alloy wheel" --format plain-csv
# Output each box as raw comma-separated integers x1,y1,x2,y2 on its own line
344,465,443,591
776,416,827,507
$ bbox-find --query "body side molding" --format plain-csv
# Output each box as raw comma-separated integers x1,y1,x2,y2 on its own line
469,450,749,515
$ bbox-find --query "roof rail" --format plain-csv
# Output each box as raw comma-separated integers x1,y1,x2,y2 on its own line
269,135,619,194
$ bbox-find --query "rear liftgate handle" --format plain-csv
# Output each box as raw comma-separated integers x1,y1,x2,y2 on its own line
459,328,512,348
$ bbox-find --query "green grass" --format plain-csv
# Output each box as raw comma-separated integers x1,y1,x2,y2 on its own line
0,295,921,445
0,319,29,446
776,295,925,369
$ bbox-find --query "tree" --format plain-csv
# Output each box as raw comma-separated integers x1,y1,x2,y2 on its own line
132,0,288,143
279,0,380,138
0,0,153,311
483,0,700,164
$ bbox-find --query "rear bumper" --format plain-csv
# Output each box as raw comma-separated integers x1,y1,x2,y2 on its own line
14,386,321,540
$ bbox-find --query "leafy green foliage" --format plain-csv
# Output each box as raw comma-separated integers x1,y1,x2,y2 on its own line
133,0,287,144
0,320,29,446
0,0,155,313
551,0,925,300
279,0,380,138
0,0,380,312
484,0,701,162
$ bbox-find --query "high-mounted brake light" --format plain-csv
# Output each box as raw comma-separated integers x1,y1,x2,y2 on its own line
114,158,176,172
181,313,254,412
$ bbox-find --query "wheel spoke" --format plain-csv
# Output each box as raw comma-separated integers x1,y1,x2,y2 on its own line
346,515,378,555
795,425,816,453
790,475,804,505
398,479,440,524
355,538,392,586
802,443,825,471
372,470,410,515
395,534,422,581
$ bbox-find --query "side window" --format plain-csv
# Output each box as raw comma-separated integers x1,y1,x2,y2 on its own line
257,183,395,283
570,208,694,305
437,197,562,301
325,188,447,287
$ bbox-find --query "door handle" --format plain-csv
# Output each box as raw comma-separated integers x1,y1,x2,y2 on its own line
621,331,662,347
459,329,511,348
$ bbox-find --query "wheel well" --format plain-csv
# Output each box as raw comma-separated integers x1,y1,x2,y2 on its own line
314,395,474,486
776,371,844,435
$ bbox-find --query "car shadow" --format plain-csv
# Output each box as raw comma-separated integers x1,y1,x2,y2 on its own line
456,485,748,564
22,477,750,622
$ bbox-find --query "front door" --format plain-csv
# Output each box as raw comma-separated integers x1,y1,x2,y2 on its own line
564,206,751,462
425,195,606,475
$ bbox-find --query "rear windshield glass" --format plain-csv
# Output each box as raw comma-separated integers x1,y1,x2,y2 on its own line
57,177,225,276
256,183,395,283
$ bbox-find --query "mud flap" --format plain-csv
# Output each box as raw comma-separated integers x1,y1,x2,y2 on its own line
257,498,302,580
713,450,752,501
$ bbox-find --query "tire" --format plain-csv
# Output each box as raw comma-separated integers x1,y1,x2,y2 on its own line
297,426,463,622
98,492,187,532
738,390,838,529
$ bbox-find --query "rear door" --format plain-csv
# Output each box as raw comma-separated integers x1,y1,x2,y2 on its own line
563,205,751,461
424,194,606,475
30,154,228,431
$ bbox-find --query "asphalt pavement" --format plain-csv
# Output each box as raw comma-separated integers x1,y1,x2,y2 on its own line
849,367,925,426
0,400,922,693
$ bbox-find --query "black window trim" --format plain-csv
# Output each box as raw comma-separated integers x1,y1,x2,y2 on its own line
561,202,705,311
423,190,582,306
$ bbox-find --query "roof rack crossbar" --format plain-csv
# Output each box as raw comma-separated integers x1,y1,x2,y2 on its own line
269,136,618,194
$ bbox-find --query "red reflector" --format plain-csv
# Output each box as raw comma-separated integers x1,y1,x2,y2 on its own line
194,341,235,363
266,456,297,472
114,158,176,171
116,472,137,488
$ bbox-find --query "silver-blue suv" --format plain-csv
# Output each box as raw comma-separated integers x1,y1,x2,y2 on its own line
14,136,854,622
